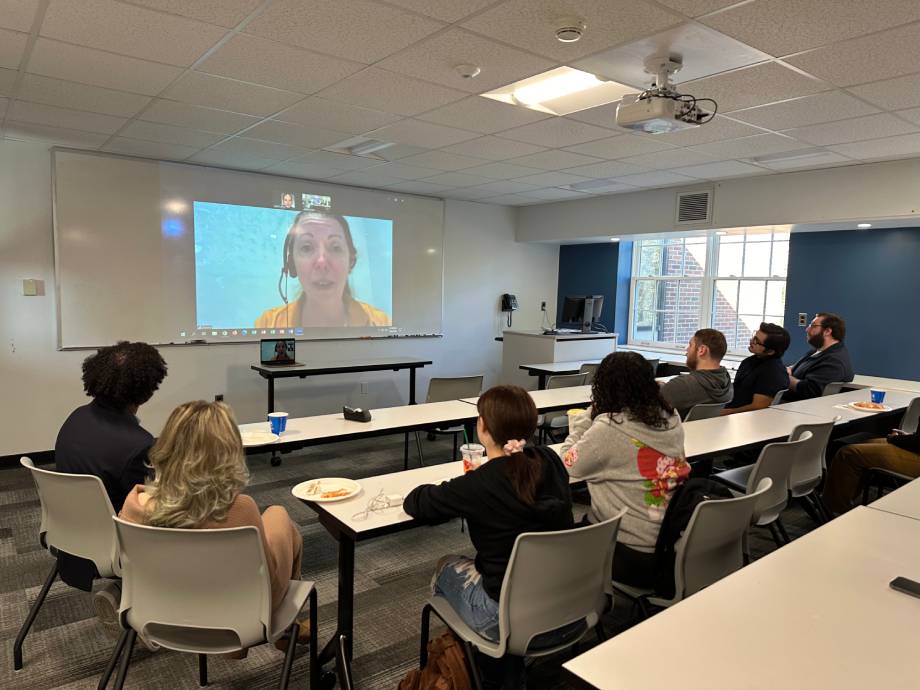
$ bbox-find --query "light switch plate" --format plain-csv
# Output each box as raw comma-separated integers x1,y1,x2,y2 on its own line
22,279,44,296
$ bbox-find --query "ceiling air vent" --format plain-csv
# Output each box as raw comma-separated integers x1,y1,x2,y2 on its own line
676,189,712,225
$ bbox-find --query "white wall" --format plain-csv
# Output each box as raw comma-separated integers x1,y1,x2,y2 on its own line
0,138,559,456
516,157,920,242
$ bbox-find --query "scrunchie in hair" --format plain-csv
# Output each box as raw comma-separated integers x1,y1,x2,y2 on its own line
502,439,527,456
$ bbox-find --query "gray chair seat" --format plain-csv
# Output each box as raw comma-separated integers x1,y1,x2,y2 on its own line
714,465,753,492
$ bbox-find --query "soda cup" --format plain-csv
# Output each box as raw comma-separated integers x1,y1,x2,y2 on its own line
460,443,485,473
268,411,288,435
870,389,886,405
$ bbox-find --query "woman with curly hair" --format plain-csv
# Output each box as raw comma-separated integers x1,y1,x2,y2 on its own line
560,351,688,587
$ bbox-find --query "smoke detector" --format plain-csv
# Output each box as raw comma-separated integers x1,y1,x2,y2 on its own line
555,18,585,43
454,63,481,79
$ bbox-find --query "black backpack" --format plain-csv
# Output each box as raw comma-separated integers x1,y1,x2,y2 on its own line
653,478,733,598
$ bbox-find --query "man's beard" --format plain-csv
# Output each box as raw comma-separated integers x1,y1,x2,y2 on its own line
807,333,824,349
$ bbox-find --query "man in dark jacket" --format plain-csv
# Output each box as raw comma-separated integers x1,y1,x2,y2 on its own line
782,312,854,402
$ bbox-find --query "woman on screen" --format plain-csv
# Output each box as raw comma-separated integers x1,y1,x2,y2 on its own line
255,211,391,329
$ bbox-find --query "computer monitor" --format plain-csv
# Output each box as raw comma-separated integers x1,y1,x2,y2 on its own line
560,295,604,332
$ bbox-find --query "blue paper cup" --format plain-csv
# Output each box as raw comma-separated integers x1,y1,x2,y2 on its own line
268,412,288,435
870,389,886,404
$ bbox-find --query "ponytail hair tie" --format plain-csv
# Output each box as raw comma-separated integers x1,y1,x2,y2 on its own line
502,439,527,456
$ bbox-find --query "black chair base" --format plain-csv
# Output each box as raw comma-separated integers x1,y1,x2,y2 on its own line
14,560,59,670
860,468,913,505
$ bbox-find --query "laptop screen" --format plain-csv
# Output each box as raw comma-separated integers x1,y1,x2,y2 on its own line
261,338,295,364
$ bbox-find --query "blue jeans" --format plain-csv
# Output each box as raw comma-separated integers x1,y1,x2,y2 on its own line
433,555,500,642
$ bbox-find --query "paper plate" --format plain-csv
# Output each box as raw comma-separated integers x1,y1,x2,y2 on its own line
292,478,361,502
240,430,280,447
847,401,892,413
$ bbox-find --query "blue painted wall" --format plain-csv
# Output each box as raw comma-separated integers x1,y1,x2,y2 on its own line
783,227,920,378
556,242,618,334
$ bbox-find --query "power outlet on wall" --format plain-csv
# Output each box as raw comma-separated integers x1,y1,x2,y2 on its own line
359,382,368,395
540,301,546,311
798,313,808,326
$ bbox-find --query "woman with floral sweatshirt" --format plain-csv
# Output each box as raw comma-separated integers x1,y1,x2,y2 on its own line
560,351,689,588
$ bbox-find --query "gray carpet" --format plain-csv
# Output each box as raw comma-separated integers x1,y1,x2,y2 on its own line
0,436,818,689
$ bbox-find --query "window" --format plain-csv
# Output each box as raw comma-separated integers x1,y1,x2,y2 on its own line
629,230,789,353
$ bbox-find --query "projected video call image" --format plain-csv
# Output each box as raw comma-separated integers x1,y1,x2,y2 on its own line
194,201,393,330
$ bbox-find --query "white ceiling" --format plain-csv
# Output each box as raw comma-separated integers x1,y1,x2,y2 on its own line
4,0,920,206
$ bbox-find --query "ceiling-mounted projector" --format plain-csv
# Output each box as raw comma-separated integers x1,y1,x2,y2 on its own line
615,55,717,134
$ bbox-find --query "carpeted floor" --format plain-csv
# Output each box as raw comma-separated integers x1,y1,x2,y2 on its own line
0,435,818,689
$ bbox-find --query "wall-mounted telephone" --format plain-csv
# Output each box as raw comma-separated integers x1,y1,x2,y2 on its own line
501,293,519,327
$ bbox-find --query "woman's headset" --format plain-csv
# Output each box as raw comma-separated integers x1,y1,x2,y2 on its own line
277,212,356,304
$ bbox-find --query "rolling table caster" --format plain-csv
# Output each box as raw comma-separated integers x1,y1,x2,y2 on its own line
319,670,337,689
270,451,282,467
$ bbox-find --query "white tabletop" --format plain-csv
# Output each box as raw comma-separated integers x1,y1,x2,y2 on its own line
778,388,919,424
240,400,477,445
461,385,593,411
251,357,431,374
297,461,465,539
869,477,920,521
853,374,920,394
563,506,920,690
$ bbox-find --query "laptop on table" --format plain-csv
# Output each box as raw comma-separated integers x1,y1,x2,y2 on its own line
260,338,302,367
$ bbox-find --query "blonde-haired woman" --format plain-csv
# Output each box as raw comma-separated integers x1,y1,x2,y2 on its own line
119,400,306,645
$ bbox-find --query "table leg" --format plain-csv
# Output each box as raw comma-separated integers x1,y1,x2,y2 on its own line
318,535,356,669
268,378,275,414
538,373,547,390
409,367,417,405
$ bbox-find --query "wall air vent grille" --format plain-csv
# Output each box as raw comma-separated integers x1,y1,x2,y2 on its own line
676,190,712,225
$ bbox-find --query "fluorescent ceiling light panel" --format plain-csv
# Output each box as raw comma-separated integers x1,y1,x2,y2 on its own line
481,66,634,116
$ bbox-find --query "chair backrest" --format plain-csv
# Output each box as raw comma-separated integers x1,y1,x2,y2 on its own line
646,358,660,376
578,362,599,384
787,419,837,496
426,375,484,403
497,510,626,657
822,382,859,396
545,373,588,390
21,457,119,578
900,398,920,434
673,478,773,601
684,402,726,421
770,389,788,406
745,434,813,526
113,518,272,652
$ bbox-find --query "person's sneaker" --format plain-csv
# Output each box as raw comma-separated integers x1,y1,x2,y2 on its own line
92,581,160,653
274,617,311,652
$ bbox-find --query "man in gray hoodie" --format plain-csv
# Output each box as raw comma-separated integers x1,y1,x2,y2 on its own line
660,328,733,419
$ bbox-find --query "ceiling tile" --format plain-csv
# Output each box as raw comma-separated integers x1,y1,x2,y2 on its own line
0,28,27,70
683,62,829,113
508,149,606,171
417,96,550,134
277,97,400,134
520,187,592,200
317,68,466,117
204,136,304,161
327,169,403,188
566,102,623,130
479,193,538,205
786,23,920,88
198,33,363,95
464,180,540,195
752,150,852,171
27,38,183,95
848,72,920,111
264,158,355,180
827,132,920,160
649,115,766,147
455,161,539,179
295,150,383,171
125,0,263,28
441,135,546,161
140,99,258,134
513,171,593,187
382,0,496,23
894,108,920,127
701,0,920,57
654,0,742,17
382,180,453,195
119,120,224,148
0,96,7,117
245,0,444,64
618,148,718,170
366,162,438,180
578,182,636,195
40,0,226,67
393,150,484,171
669,160,768,179
418,171,492,187
9,100,127,134
564,134,675,159
462,0,682,62
689,133,813,160
103,137,201,160
17,74,151,117
499,118,613,147
188,148,278,170
372,143,429,160
245,119,349,149
164,72,303,117
784,113,919,146
613,170,697,188
0,67,16,96
3,121,108,148
369,119,479,148
563,159,650,178
730,91,878,130
377,28,556,94
0,0,37,32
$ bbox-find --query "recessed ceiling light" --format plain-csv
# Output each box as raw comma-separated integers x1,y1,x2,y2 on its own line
481,66,634,116
857,223,872,229
715,231,727,236
610,237,619,242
